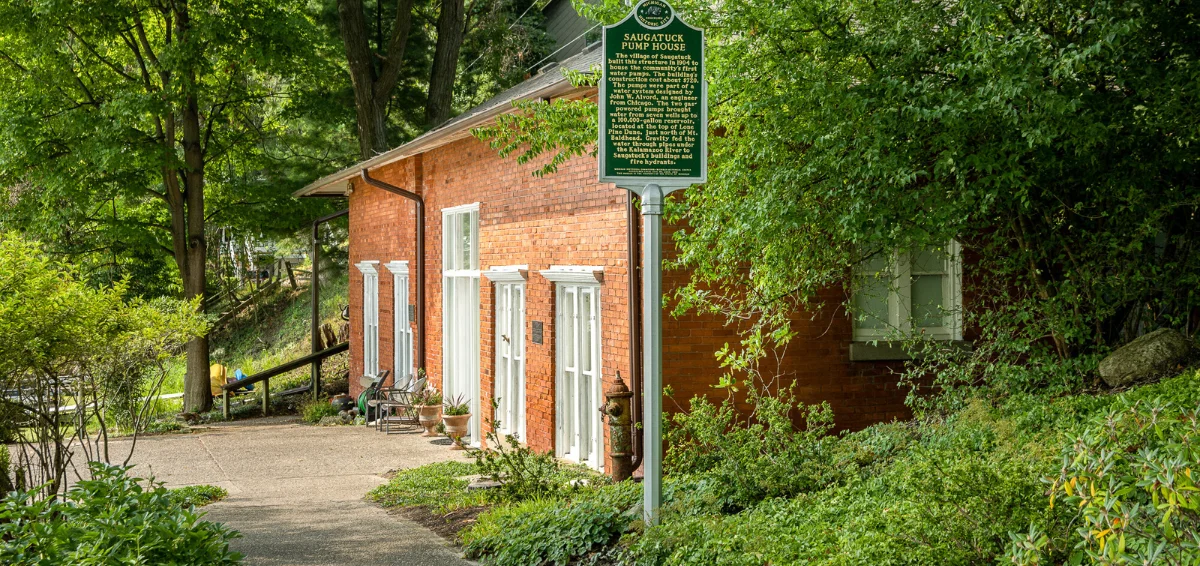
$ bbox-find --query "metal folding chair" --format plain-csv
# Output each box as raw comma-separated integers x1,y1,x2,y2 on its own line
374,376,426,434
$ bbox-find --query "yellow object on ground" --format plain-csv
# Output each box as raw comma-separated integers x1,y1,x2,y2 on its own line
210,364,228,396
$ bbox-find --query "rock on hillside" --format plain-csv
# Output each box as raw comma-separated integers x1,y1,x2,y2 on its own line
1099,328,1195,388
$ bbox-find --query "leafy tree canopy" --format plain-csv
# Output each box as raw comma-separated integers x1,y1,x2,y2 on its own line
481,0,1200,396
0,0,349,297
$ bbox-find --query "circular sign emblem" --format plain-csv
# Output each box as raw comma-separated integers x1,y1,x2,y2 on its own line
635,0,672,28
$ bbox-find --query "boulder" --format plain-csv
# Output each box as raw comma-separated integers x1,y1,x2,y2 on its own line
1099,328,1195,388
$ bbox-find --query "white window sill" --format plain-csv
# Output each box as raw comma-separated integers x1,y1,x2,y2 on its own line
849,340,973,362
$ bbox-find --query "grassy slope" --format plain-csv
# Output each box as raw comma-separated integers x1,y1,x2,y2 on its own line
160,273,349,398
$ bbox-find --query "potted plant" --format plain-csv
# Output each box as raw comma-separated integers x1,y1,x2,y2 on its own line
442,393,471,450
414,386,444,437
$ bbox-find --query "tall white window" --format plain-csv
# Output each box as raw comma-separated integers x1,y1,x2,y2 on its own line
483,266,528,440
355,261,381,376
542,266,604,471
384,261,414,388
442,204,480,444
853,241,962,341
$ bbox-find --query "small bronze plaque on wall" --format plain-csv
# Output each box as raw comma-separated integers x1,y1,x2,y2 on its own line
532,321,544,345
408,304,415,321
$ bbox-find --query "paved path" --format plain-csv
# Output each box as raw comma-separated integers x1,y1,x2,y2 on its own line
114,416,473,566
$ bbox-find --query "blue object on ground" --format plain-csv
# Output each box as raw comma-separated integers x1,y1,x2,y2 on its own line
234,368,255,391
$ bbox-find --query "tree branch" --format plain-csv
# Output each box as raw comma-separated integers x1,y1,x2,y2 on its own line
373,0,415,101
63,25,139,84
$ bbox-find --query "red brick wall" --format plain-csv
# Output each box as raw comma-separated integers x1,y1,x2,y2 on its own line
344,134,911,474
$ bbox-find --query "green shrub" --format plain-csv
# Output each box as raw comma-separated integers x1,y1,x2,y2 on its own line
0,463,241,565
664,390,841,511
475,402,605,501
461,371,1200,566
1007,399,1200,565
461,482,640,566
168,484,229,508
301,399,340,424
0,445,19,494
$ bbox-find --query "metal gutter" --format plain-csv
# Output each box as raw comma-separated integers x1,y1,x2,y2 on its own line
359,167,427,375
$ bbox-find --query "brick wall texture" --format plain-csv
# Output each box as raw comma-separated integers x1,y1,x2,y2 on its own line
345,134,911,474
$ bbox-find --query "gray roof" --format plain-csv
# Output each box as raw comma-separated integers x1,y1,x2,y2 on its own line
296,46,601,197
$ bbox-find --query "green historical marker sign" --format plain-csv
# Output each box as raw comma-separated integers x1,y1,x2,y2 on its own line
599,0,706,188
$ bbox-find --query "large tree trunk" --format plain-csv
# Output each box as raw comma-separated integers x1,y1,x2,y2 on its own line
426,0,465,128
178,0,213,415
337,0,414,159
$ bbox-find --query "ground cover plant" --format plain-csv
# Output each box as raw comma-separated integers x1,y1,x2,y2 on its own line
367,426,604,541
168,484,230,509
0,463,241,565
445,369,1200,566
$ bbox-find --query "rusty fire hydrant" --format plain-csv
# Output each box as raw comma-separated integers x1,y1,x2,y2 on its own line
603,371,635,481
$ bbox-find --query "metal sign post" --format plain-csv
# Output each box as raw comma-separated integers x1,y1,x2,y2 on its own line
599,0,705,525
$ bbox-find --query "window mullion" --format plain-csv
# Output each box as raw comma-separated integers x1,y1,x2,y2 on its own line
895,251,912,336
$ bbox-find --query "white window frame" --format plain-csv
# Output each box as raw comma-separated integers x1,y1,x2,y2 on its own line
483,265,529,441
384,261,414,389
355,261,381,377
442,204,481,445
852,241,962,342
543,266,604,471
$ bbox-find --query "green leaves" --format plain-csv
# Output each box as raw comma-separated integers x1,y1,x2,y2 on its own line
0,463,242,565
0,0,344,296
1025,399,1200,565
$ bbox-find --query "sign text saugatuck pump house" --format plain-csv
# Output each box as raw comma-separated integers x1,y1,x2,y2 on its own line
599,0,706,524
600,0,706,187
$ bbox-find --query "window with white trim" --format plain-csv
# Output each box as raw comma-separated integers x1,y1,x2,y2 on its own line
442,204,480,444
853,241,962,341
355,261,381,376
542,265,604,471
384,261,413,388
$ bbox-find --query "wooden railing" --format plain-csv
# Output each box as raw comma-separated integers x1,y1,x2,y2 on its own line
221,341,349,419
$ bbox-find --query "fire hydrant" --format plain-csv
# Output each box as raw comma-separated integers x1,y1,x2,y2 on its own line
603,371,635,481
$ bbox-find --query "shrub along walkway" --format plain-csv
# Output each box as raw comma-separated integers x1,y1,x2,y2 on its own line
113,415,474,566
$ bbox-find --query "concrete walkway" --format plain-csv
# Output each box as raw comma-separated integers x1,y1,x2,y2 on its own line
113,416,473,566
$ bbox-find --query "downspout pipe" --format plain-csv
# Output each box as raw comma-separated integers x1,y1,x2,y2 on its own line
359,168,427,375
312,208,349,400
628,194,644,473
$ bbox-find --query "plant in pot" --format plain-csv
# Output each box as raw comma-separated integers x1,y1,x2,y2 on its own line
413,384,444,437
442,393,472,450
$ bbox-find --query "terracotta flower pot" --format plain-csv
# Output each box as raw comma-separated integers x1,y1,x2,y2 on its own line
418,405,443,437
442,414,471,450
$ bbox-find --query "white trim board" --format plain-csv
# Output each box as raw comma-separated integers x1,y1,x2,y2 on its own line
383,260,409,275
482,265,529,283
355,260,380,275
540,265,605,285
441,202,480,215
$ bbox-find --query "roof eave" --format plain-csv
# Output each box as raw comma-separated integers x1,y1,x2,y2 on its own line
294,80,585,198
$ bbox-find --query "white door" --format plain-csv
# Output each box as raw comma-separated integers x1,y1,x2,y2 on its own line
495,282,526,439
556,284,602,469
443,205,480,444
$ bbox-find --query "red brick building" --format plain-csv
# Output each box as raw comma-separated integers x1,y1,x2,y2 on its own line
296,6,959,474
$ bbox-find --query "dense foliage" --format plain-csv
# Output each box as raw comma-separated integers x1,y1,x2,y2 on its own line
478,0,1200,397
0,463,241,565
456,369,1200,566
0,234,204,496
663,391,840,512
